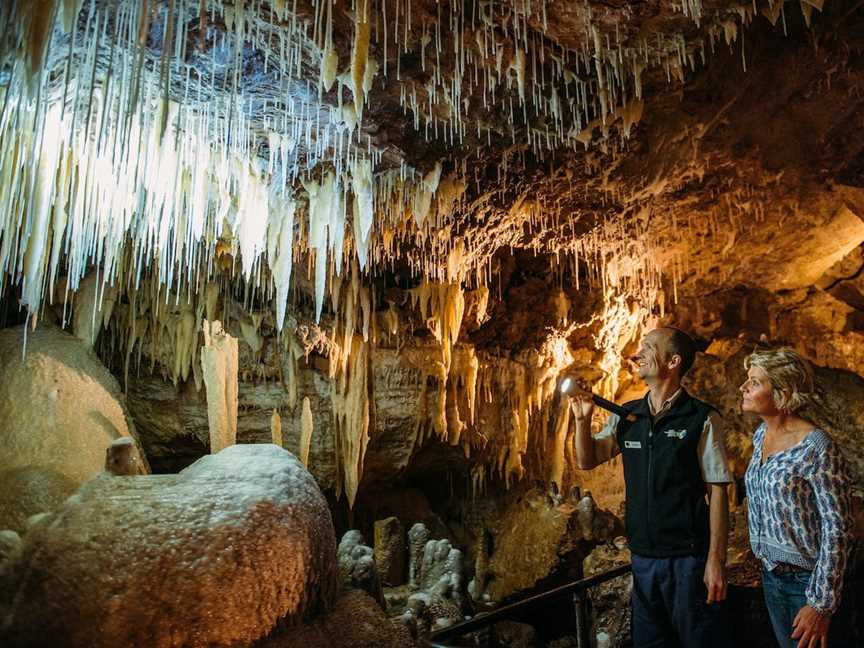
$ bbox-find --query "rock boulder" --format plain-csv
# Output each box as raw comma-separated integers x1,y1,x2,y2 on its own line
0,444,338,648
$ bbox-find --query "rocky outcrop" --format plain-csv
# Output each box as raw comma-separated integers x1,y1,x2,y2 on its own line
338,530,384,606
126,345,427,484
258,589,415,648
0,325,139,533
374,516,406,587
464,488,620,603
0,444,338,648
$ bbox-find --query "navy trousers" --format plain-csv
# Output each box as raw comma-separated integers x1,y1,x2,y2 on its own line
631,554,731,648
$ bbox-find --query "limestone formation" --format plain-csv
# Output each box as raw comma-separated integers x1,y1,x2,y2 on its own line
200,320,239,453
0,466,76,536
0,325,138,533
477,488,619,602
374,516,406,586
407,522,431,588
0,530,21,566
396,523,467,636
103,437,147,476
258,590,415,648
3,2,864,646
0,444,338,648
337,530,384,606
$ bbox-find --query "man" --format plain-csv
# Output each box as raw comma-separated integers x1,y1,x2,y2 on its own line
569,327,732,648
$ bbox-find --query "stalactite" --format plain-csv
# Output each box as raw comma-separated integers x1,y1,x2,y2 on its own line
330,334,369,508
350,0,371,124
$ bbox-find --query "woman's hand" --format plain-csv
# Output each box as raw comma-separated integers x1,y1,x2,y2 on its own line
791,605,831,648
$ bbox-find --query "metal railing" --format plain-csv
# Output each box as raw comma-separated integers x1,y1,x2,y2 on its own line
425,563,632,648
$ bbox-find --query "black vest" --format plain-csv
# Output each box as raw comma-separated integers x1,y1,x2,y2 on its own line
615,390,715,557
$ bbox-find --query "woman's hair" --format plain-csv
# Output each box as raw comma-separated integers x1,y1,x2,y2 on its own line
744,347,816,413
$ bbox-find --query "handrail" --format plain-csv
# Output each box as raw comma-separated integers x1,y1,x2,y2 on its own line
424,562,632,647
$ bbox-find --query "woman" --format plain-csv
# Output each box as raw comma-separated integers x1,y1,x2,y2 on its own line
741,348,854,648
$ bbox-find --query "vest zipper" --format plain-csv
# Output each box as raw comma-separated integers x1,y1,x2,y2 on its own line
647,419,654,544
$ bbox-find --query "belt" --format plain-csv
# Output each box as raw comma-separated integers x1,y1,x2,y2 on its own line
772,562,810,574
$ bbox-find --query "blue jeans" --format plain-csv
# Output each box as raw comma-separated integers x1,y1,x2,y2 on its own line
631,554,731,648
762,568,857,648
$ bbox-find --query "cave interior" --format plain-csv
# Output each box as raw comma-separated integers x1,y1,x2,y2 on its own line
0,0,863,646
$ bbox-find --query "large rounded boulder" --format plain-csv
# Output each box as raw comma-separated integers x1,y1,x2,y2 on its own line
0,325,136,532
0,444,338,648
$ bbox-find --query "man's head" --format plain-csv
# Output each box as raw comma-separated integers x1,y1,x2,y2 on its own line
632,327,696,385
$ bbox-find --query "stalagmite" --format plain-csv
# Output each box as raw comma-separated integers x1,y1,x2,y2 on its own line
300,397,313,467
271,409,283,447
201,320,239,453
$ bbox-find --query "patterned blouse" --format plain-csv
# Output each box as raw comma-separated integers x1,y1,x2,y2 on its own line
745,423,853,614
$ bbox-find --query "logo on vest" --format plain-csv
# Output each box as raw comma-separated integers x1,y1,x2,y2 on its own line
624,440,642,449
664,429,687,439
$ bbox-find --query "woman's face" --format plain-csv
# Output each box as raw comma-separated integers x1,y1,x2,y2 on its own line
739,366,780,415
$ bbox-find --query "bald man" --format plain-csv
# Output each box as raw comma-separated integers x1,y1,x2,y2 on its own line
570,327,732,648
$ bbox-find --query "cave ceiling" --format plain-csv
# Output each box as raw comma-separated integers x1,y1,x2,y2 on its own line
2,0,864,508
3,0,864,331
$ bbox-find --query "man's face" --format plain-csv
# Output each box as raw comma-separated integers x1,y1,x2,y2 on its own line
633,329,672,381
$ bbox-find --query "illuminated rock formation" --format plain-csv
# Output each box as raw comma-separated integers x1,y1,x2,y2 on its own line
0,325,137,533
0,444,338,648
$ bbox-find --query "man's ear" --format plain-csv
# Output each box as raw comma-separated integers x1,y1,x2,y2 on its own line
667,354,682,371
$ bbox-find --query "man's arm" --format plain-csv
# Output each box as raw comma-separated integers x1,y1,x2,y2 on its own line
705,483,729,603
570,396,618,470
700,411,731,603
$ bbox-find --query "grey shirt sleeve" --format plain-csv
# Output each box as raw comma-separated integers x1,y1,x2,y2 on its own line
592,412,621,464
698,411,732,483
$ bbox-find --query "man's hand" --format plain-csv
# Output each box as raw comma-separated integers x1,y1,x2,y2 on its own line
570,393,595,422
704,556,727,603
791,606,831,648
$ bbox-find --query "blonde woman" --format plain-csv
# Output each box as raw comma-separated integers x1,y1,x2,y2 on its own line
741,348,854,648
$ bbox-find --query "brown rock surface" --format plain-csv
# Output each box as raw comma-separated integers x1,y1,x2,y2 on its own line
0,325,140,533
258,589,415,648
374,516,406,587
472,488,620,602
0,445,338,648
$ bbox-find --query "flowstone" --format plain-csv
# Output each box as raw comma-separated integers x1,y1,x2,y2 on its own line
0,325,139,533
337,529,384,605
0,444,338,648
398,523,466,637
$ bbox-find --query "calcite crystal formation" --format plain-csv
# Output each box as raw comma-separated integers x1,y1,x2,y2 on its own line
0,325,137,532
0,444,338,648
